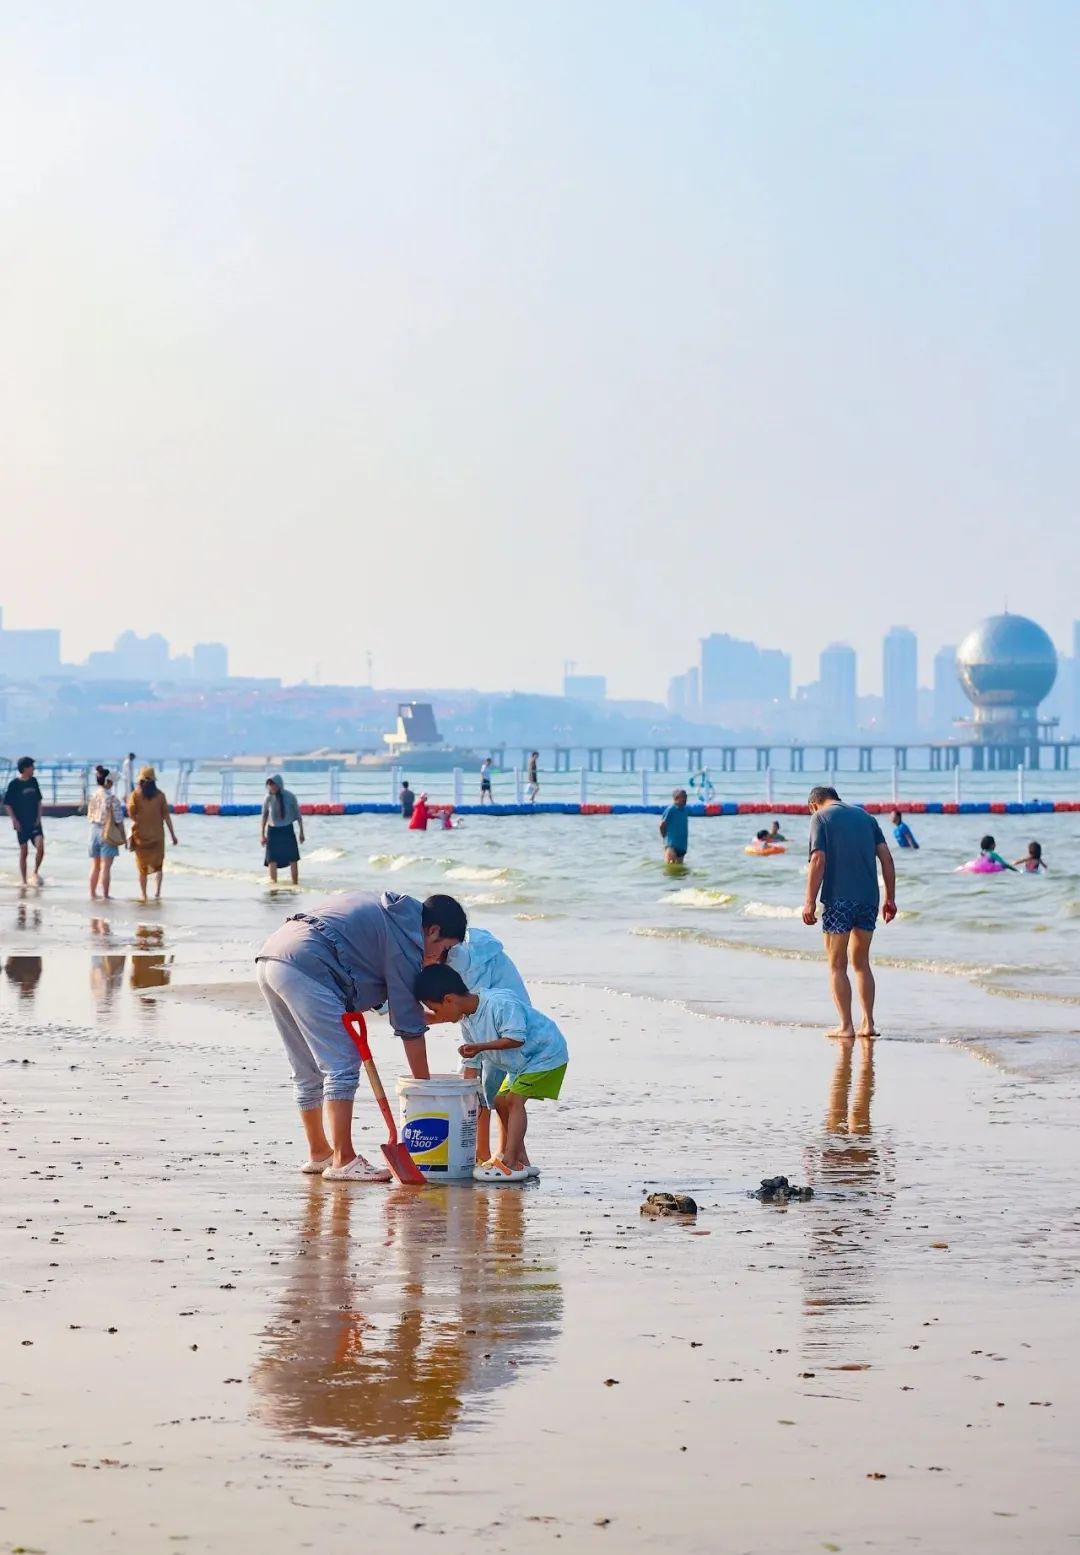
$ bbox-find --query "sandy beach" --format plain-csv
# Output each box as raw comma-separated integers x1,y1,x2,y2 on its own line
3,933,1078,1555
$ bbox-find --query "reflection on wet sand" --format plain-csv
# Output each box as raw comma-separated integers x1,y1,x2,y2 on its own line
801,1040,895,1365
5,955,43,1001
129,924,172,992
252,1186,561,1446
88,918,126,1008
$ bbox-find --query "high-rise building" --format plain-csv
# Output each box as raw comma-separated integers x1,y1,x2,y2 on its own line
819,643,857,736
699,633,791,711
882,626,918,734
667,667,700,716
932,644,966,731
0,607,62,680
193,642,229,681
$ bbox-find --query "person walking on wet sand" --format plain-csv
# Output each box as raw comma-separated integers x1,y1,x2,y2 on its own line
128,765,179,901
3,756,45,885
802,786,896,1038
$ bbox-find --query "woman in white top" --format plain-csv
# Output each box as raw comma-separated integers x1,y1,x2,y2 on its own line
87,765,127,900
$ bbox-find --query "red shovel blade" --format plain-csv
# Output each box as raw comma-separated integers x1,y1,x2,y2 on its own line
380,1139,427,1187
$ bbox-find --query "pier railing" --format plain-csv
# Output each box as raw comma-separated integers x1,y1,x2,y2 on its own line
7,757,1075,813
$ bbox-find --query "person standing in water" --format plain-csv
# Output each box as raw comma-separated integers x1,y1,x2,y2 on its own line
659,788,689,864
87,766,126,899
480,757,494,804
128,766,179,901
526,752,540,804
802,786,896,1039
399,780,415,820
118,752,135,804
261,774,305,885
891,810,919,849
3,757,45,886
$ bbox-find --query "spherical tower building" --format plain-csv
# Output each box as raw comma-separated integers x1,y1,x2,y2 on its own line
955,613,1058,764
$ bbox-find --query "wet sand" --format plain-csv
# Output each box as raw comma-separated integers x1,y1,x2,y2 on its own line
2,952,1079,1553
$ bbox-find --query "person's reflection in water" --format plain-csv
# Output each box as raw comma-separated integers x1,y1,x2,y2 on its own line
4,955,43,1002
801,1038,894,1367
252,1185,562,1447
89,921,126,1010
15,903,42,933
129,923,172,992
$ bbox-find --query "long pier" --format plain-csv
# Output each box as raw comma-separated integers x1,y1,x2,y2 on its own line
535,740,1079,774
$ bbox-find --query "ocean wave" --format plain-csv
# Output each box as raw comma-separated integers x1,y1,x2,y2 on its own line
367,852,436,872
443,865,512,882
461,891,530,907
742,901,803,920
660,888,734,908
632,926,1048,983
514,911,563,921
169,862,266,885
305,847,346,863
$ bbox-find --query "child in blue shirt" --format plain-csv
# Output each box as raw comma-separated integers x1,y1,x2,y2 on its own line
415,964,568,1184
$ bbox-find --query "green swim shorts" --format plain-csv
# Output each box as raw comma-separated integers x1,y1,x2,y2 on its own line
499,1063,567,1100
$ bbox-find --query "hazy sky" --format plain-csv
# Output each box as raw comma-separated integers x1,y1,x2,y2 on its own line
4,1,1080,697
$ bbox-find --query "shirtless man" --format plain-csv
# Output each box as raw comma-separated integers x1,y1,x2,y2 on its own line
802,786,896,1038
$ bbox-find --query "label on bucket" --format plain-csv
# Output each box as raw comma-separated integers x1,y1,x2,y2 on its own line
403,1114,450,1171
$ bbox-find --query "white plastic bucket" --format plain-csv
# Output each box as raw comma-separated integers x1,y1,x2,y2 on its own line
396,1074,478,1181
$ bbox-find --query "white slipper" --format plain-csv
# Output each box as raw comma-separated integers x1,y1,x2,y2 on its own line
473,1160,528,1184
322,1154,392,1183
525,1165,540,1180
300,1154,334,1175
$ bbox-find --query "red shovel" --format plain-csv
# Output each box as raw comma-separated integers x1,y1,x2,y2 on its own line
341,1012,426,1186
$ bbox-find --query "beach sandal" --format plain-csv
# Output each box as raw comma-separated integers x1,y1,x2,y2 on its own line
473,1159,528,1184
300,1154,334,1175
322,1154,392,1183
525,1165,540,1180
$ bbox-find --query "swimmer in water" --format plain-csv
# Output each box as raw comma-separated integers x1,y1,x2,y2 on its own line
768,821,786,844
979,834,1017,871
1014,840,1048,873
749,828,771,852
891,810,919,849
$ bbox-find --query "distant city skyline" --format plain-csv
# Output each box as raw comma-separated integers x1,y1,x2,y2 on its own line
3,603,1080,722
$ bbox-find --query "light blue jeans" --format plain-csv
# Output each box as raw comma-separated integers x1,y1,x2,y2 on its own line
257,959,359,1112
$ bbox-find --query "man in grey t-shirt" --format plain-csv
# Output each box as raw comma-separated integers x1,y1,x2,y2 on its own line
802,786,897,1038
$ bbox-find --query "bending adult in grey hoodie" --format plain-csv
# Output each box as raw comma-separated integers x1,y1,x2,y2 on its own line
256,891,468,1180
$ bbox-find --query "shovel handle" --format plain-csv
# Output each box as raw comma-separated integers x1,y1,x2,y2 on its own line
342,1011,396,1135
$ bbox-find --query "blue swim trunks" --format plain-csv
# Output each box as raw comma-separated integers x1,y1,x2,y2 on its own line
821,900,878,935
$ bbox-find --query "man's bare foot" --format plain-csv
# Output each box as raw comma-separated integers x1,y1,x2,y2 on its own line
826,1026,856,1038
857,1027,879,1038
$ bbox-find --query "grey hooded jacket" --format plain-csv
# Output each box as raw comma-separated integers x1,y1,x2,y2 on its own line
257,890,427,1038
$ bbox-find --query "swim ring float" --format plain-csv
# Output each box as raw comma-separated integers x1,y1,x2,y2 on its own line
957,857,1005,873
745,845,786,856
